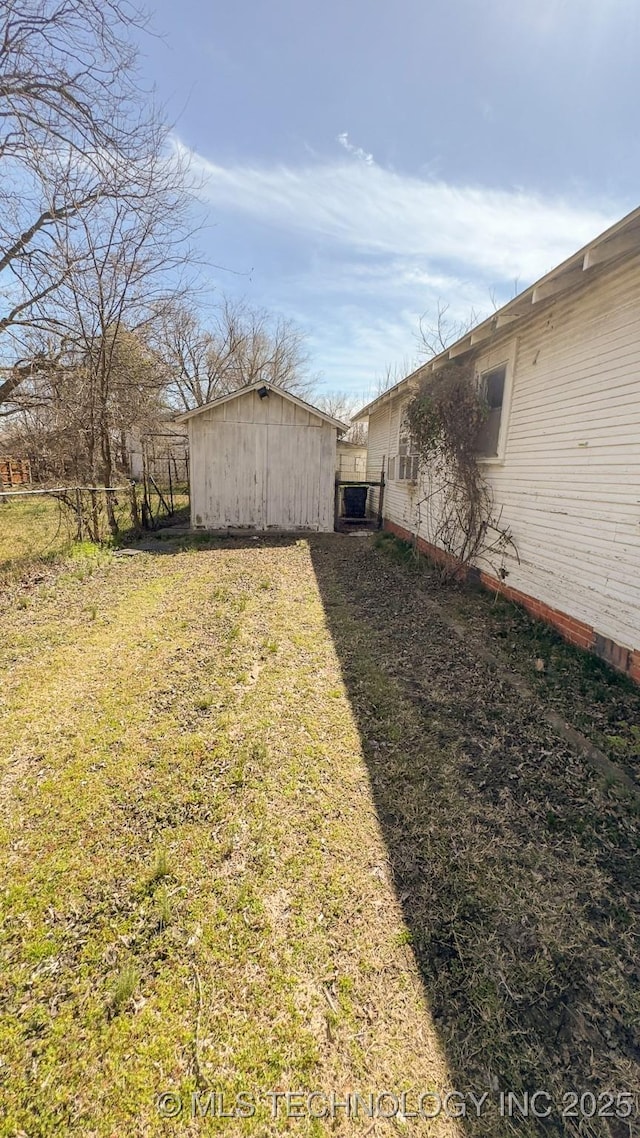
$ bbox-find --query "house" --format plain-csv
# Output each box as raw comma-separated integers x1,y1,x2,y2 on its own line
336,438,368,481
175,381,347,532
355,205,640,683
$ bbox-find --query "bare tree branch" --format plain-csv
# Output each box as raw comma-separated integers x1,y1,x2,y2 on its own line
154,298,315,412
0,0,174,405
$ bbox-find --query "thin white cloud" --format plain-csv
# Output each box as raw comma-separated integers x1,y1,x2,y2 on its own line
289,256,492,307
336,131,375,166
307,306,420,395
512,0,633,38
179,139,622,284
179,138,630,399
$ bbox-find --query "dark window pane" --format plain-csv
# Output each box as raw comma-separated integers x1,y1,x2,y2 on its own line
476,365,506,456
476,407,502,456
484,366,505,409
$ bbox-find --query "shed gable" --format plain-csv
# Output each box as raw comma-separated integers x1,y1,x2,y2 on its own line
200,386,328,428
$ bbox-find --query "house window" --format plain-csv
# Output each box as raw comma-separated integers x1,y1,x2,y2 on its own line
476,364,506,458
394,418,419,481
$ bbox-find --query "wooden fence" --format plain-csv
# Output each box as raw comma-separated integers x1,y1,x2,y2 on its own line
0,456,31,490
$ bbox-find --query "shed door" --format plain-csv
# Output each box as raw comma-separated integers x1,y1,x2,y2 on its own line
197,421,268,529
232,422,268,528
265,424,324,529
193,413,334,530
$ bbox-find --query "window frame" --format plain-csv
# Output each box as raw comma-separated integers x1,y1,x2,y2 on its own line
475,339,517,465
392,408,419,483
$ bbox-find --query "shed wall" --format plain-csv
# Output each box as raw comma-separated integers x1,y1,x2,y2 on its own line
189,387,337,531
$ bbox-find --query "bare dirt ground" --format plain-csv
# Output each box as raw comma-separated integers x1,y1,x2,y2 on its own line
310,532,639,1138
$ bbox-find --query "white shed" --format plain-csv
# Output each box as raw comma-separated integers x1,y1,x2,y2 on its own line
176,382,347,532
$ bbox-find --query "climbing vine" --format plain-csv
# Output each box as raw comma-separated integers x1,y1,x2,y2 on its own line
403,361,518,583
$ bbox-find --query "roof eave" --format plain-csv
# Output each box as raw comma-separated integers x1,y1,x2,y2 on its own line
354,202,640,420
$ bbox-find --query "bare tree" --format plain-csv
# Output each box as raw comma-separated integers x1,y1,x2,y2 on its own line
9,132,195,529
5,328,163,483
0,0,161,407
373,360,413,397
417,300,480,360
315,391,354,421
156,297,314,411
315,391,366,443
152,303,217,410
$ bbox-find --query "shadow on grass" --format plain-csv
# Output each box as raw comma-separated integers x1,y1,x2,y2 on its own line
306,534,639,1138
113,526,639,1135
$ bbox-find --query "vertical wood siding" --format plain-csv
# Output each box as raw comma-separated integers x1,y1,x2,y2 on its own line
189,388,337,531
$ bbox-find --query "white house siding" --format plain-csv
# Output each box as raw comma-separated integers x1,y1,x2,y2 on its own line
367,397,411,526
188,387,337,532
336,442,368,480
365,400,396,518
371,254,640,656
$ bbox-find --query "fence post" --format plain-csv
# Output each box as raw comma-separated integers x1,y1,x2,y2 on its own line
129,480,141,530
75,488,83,540
141,449,153,529
167,459,174,515
89,488,100,542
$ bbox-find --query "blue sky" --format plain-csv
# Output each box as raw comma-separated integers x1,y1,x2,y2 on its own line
139,0,639,402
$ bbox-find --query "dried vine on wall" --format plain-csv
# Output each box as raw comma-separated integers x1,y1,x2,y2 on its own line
403,361,518,583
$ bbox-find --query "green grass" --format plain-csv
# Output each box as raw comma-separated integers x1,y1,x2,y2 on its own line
0,497,76,583
1,512,638,1137
0,525,455,1137
0,491,190,587
109,965,140,1016
0,496,126,587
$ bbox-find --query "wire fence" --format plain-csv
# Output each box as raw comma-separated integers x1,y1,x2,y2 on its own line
0,469,188,557
0,484,137,546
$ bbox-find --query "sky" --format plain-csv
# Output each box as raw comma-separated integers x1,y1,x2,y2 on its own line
138,0,640,403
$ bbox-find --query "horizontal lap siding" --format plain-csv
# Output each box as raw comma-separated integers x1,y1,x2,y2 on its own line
365,403,388,516
487,257,640,651
367,401,411,521
375,255,640,656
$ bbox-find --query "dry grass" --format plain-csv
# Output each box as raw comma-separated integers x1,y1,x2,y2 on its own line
1,516,638,1137
0,528,462,1137
0,497,77,586
372,530,640,783
314,532,639,1137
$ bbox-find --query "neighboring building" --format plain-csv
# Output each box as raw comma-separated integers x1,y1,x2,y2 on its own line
355,205,640,683
336,439,368,481
176,381,347,532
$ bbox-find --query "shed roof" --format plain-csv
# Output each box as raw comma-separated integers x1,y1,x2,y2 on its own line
354,202,640,421
175,380,348,432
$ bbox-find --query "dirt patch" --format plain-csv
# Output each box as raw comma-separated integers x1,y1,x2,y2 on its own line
309,533,640,1138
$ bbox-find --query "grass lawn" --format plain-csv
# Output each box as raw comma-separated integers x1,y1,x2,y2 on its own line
0,515,638,1137
0,497,77,586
